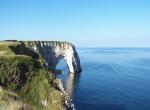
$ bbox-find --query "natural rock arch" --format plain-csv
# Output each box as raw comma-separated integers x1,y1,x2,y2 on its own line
27,41,82,73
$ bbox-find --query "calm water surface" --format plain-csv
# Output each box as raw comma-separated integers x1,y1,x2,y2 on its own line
57,48,150,110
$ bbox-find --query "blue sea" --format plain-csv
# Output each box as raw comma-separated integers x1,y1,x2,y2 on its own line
56,48,150,110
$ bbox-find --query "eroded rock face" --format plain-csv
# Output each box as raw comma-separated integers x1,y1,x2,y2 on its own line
27,41,82,73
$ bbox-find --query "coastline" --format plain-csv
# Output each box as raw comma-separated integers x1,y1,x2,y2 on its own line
57,78,75,110
0,41,81,110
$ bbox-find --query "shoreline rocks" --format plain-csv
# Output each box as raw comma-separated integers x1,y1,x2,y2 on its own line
57,79,75,110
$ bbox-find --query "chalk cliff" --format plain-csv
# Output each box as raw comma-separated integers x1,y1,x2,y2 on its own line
25,41,82,73
0,41,80,110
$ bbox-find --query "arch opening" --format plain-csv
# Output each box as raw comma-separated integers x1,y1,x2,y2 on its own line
55,58,69,74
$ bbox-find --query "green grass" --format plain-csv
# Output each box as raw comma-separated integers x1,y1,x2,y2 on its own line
0,41,65,110
0,87,35,110
0,42,21,55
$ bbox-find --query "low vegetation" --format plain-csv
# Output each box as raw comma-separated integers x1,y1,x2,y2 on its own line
0,41,65,110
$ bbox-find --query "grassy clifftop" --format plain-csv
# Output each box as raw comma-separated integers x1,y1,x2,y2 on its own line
0,41,65,110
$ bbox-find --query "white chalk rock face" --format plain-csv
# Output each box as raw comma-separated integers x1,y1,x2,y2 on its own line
27,41,82,73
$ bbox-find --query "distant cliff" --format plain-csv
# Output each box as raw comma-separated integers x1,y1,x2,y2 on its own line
24,41,82,73
4,40,82,73
0,40,81,110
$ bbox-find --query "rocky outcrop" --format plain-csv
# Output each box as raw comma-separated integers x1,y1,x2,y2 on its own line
25,41,82,73
0,41,68,110
0,41,81,110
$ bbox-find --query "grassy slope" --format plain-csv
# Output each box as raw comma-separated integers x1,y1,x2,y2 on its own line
0,87,35,110
0,41,65,110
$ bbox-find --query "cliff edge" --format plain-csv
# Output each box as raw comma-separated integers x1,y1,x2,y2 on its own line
0,41,80,110
24,41,82,73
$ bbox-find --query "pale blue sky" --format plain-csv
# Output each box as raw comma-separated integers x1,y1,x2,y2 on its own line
0,0,150,47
